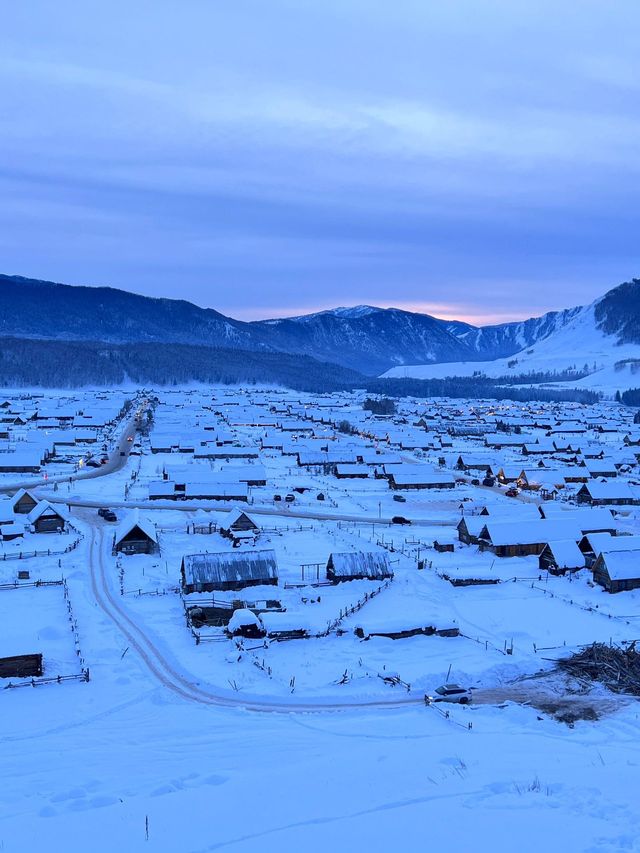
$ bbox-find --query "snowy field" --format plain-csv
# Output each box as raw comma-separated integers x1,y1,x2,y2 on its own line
1,386,640,851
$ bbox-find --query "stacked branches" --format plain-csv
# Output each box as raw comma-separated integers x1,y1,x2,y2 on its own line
558,642,640,696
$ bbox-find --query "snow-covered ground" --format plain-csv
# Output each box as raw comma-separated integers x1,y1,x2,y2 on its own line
2,386,640,852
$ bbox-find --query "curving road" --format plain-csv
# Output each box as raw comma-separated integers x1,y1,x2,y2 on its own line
0,406,142,495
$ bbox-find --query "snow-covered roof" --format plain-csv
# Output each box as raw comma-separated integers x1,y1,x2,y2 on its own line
27,500,67,524
183,481,249,499
580,481,638,500
538,506,616,533
390,472,455,487
221,506,259,530
598,550,640,581
182,550,278,587
0,497,16,524
327,551,392,579
480,519,581,547
114,510,157,545
589,534,640,556
228,608,261,633
542,540,586,568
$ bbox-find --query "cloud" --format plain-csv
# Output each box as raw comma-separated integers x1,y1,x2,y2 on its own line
0,1,639,321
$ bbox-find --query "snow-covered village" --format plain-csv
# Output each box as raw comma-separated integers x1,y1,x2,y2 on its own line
2,385,640,849
4,2,640,850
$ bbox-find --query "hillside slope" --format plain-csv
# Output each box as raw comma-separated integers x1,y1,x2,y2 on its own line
383,280,640,395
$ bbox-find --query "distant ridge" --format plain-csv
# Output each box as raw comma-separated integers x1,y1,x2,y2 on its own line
0,273,636,377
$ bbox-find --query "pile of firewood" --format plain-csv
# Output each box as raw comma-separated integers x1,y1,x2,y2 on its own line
558,641,640,696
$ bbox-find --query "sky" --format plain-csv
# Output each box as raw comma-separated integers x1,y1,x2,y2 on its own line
1,1,639,324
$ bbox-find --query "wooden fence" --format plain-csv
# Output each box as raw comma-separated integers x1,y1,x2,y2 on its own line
0,578,90,689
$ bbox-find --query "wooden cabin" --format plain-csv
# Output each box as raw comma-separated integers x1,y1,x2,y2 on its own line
11,488,39,515
593,550,640,593
456,516,486,545
539,540,586,574
113,511,159,555
219,507,260,542
389,472,454,490
27,501,67,534
577,481,638,506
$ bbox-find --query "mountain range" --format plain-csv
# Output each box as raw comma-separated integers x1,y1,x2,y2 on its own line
0,273,638,393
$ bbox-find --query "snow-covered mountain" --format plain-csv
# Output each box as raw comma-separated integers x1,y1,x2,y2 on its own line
254,307,476,374
445,306,584,361
1,273,638,381
383,279,640,394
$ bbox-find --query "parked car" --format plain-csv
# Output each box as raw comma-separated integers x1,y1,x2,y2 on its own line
391,515,411,525
471,478,481,486
285,494,295,503
482,477,495,487
393,494,407,503
317,493,325,501
431,684,472,704
103,510,117,522
273,494,282,502
97,507,110,518
506,487,519,497
86,459,101,468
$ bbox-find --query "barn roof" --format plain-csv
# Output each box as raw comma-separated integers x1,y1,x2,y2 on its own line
182,550,278,587
327,551,392,579
148,480,176,498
